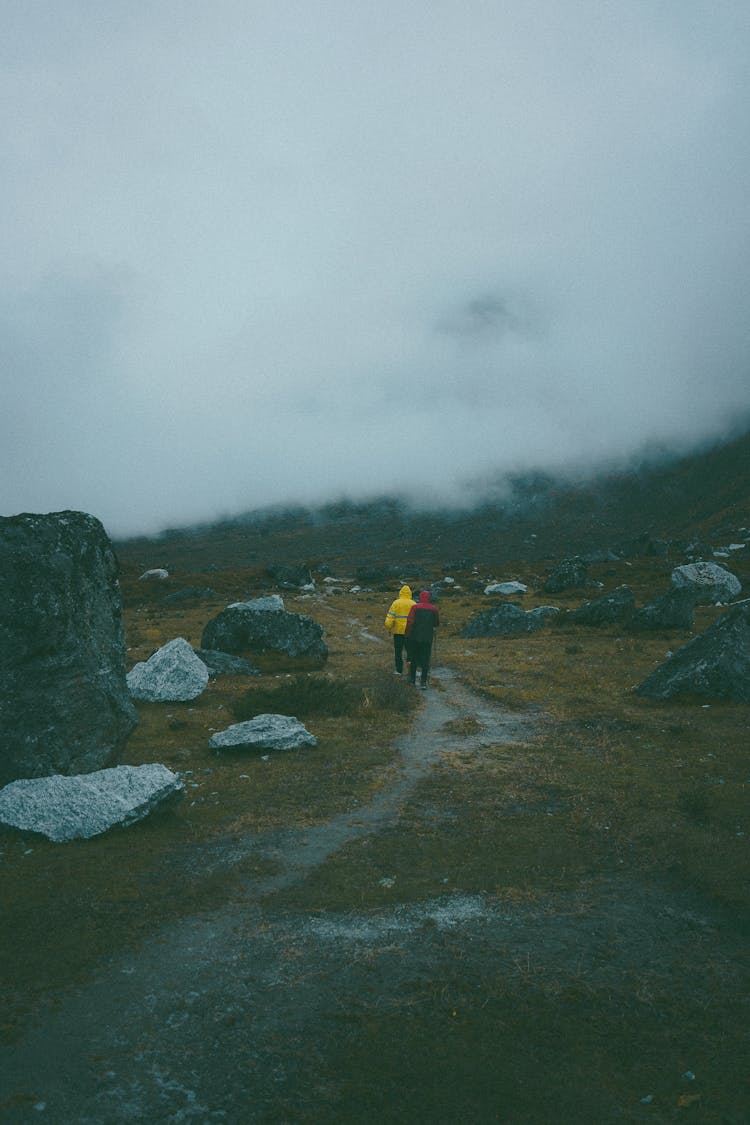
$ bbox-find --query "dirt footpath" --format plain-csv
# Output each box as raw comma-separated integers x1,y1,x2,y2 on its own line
0,672,746,1123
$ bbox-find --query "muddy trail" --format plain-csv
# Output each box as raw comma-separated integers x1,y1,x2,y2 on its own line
1,672,745,1123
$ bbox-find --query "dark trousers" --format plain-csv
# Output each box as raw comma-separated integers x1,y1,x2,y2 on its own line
408,640,432,684
393,633,409,673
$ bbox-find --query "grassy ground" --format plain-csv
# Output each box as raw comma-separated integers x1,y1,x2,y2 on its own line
1,554,749,1120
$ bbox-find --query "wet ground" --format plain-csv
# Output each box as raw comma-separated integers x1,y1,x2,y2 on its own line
0,672,746,1123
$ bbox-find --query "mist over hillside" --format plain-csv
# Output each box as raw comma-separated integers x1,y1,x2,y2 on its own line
116,426,750,572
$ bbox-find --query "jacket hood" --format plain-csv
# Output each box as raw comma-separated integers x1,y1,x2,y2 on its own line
418,590,432,604
399,585,412,599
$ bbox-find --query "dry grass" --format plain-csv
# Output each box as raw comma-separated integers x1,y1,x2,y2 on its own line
2,554,750,1119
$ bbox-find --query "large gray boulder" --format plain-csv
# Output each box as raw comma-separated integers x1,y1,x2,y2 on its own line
201,596,328,661
127,637,209,702
671,562,741,604
0,511,137,786
569,586,635,626
461,602,548,638
628,588,697,632
635,599,750,703
209,714,317,753
543,557,588,593
0,764,184,842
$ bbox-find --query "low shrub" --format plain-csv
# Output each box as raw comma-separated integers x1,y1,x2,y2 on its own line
232,674,356,720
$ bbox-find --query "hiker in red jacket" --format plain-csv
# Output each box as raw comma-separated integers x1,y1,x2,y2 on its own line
405,589,440,689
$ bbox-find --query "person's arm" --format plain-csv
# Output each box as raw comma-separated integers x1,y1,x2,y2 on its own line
405,605,416,636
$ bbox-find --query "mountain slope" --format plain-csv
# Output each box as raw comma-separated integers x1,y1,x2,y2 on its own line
115,428,750,572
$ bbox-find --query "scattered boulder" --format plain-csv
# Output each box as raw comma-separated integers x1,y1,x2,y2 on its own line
628,588,697,632
461,602,548,638
0,511,137,786
635,599,750,703
671,561,741,604
139,568,169,581
195,649,261,677
569,586,635,626
543,557,588,593
0,764,184,842
484,581,528,596
201,597,328,661
266,563,313,588
209,714,317,753
127,637,209,702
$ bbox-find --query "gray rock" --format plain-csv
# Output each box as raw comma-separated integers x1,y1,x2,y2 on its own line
569,586,635,626
127,638,209,702
209,714,317,753
635,599,750,703
266,564,313,588
0,511,137,786
195,649,261,677
529,605,561,620
671,562,741,604
461,602,548,638
628,588,697,632
201,599,328,661
543,557,588,593
0,764,184,842
484,582,528,596
233,595,285,613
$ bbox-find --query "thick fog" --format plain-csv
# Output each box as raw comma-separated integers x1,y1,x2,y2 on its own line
2,2,749,537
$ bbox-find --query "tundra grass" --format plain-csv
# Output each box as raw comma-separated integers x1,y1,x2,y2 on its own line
2,562,749,1120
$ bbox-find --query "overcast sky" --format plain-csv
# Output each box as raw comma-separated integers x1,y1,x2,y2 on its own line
2,1,749,537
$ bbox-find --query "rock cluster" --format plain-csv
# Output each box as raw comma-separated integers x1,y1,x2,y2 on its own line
569,586,635,626
0,511,137,786
460,603,555,638
543,557,589,593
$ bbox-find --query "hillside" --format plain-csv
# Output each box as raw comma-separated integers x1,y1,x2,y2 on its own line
115,427,750,574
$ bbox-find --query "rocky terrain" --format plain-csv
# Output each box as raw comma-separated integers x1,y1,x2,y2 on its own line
1,429,749,1122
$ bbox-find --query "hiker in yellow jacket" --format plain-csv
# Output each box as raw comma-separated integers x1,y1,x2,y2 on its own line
384,584,416,675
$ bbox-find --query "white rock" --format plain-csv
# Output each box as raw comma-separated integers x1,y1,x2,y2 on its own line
484,581,528,596
209,714,317,753
671,562,741,603
0,764,184,842
139,568,169,581
127,637,209,702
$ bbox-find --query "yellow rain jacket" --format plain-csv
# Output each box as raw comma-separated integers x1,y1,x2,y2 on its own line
384,586,415,635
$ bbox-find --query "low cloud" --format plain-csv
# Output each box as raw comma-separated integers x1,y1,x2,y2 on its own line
1,2,749,537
